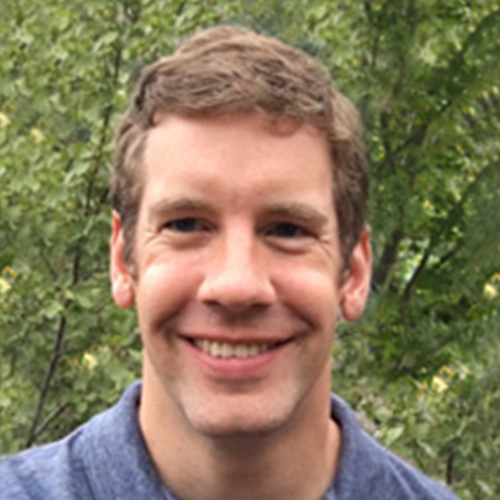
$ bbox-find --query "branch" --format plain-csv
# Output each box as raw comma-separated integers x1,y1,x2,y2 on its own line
28,403,69,444
371,13,500,297
446,447,455,485
431,241,464,271
402,240,432,301
176,0,187,16
401,322,466,376
395,160,496,299
373,227,405,289
363,1,381,71
83,38,123,217
24,19,125,450
36,235,58,281
397,8,500,156
25,315,67,447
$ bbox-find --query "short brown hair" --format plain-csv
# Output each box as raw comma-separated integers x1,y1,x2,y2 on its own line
111,25,368,268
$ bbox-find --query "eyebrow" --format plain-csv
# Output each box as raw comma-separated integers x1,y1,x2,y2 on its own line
263,202,331,228
147,198,214,223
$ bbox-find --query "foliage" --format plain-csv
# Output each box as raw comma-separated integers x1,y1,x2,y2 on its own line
1,0,499,497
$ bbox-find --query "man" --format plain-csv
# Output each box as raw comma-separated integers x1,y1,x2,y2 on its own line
1,25,459,500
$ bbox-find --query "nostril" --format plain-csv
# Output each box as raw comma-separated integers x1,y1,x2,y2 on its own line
197,270,277,312
204,300,272,323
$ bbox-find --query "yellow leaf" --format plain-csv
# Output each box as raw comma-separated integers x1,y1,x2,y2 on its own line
82,352,98,369
0,278,11,294
3,266,19,278
0,112,10,127
483,282,498,299
431,376,448,393
30,128,45,142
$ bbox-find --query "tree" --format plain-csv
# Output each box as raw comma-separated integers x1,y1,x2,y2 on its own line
1,1,499,497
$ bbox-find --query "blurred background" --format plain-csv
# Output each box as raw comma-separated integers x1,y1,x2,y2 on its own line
1,1,499,498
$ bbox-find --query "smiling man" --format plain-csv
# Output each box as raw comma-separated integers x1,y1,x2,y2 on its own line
1,25,459,500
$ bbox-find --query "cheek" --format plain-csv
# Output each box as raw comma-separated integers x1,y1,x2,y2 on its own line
275,265,340,332
135,258,202,333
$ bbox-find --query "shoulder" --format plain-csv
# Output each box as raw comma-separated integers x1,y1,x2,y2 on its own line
329,394,460,500
0,424,95,500
0,382,144,500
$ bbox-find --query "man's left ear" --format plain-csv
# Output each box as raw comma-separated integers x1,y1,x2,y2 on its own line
340,227,372,321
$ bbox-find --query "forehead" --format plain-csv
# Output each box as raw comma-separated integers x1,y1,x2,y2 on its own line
146,112,331,181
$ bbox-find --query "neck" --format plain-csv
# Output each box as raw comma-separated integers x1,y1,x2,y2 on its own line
139,363,341,500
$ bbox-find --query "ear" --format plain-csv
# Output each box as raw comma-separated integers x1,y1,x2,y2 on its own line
340,227,372,322
110,210,135,309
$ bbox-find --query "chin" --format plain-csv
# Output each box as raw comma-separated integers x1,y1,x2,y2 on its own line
183,398,294,439
191,415,286,439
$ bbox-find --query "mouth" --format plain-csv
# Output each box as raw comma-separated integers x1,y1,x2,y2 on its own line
187,338,290,359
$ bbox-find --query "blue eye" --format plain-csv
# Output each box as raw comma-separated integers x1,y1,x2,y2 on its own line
270,223,306,238
166,218,202,232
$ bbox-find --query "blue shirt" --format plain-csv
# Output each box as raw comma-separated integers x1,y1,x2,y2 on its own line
0,382,459,499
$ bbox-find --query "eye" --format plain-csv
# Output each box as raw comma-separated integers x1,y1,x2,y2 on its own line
267,222,309,238
164,217,206,233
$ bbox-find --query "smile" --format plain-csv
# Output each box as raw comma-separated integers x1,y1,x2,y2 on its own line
191,339,282,359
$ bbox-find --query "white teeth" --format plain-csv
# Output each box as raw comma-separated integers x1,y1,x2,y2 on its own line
193,339,275,358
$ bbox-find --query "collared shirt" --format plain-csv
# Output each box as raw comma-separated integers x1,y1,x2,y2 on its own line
0,381,459,499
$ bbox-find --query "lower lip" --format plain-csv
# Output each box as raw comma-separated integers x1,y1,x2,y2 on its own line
181,338,290,379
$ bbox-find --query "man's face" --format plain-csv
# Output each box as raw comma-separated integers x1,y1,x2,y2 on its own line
111,113,371,437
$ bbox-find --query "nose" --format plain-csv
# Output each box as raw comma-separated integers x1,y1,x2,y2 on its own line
197,230,276,314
